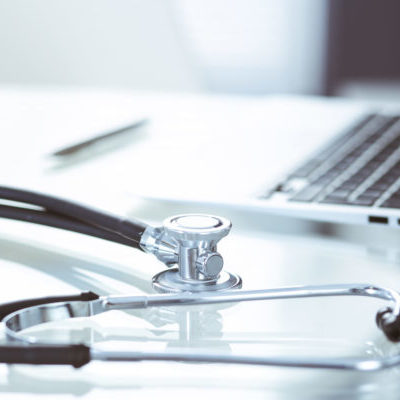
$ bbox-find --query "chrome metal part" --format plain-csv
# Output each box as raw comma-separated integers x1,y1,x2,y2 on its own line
4,299,105,343
152,269,242,293
5,283,400,342
139,225,178,267
90,347,400,371
140,214,240,293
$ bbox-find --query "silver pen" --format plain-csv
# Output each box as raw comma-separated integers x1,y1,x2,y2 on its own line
51,118,149,158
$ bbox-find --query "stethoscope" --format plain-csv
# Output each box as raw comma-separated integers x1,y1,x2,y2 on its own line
1,185,400,371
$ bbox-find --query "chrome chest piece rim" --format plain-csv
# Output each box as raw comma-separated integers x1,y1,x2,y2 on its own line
149,214,242,293
152,268,242,293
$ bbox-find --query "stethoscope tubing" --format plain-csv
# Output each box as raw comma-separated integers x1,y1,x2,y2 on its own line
0,185,148,248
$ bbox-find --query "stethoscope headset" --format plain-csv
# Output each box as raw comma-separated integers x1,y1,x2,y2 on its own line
0,185,400,371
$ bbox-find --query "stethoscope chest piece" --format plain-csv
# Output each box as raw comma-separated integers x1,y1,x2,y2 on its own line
147,214,242,293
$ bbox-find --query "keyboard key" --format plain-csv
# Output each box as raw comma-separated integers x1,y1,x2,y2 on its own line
349,196,376,206
380,187,400,209
390,189,400,197
319,187,353,204
359,189,382,199
364,161,380,169
312,176,333,185
321,195,376,206
379,175,397,185
381,199,400,208
289,185,324,202
346,176,366,184
369,183,390,191
338,182,360,190
326,189,352,200
320,197,350,205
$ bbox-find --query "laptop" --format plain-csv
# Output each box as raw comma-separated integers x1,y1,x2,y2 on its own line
116,93,400,229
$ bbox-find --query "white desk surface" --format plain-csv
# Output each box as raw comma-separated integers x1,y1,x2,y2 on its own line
1,86,400,399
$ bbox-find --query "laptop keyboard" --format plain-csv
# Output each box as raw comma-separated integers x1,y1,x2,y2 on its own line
269,114,400,208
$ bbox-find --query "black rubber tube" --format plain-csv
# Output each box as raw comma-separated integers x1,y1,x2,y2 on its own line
0,344,91,368
0,186,148,244
0,204,141,249
0,291,100,321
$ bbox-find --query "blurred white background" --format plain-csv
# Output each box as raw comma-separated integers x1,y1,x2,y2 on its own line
0,0,328,95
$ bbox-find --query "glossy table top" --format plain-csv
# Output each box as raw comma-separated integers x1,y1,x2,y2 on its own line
1,87,400,399
1,204,400,399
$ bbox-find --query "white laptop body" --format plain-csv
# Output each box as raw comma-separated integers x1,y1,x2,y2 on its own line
3,88,399,228
119,94,400,229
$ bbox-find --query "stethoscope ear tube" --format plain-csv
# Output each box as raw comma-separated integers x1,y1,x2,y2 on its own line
0,186,148,248
0,204,139,248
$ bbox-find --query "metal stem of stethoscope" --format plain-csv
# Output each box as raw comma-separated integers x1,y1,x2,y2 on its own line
102,284,400,312
91,348,400,372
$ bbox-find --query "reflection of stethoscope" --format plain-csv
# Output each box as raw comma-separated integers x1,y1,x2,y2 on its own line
1,186,400,371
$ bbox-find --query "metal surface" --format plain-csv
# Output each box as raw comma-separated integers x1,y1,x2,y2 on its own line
89,348,400,371
140,214,240,292
4,301,101,343
152,268,242,293
4,283,400,371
